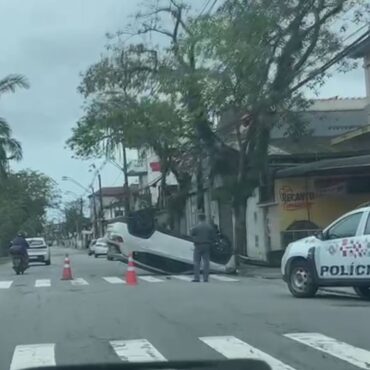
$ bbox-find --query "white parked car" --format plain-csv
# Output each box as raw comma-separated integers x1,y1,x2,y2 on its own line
88,239,97,256
282,206,370,299
94,239,108,258
26,237,51,265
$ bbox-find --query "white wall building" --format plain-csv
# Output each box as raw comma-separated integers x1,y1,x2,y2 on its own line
127,148,177,208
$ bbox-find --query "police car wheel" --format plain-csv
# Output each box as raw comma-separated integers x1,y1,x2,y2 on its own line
353,286,370,300
288,260,317,298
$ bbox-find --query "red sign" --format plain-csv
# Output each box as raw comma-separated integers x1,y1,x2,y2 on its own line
150,162,161,172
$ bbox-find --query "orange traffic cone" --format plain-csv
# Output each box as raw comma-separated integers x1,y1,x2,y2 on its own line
61,254,73,280
125,253,137,286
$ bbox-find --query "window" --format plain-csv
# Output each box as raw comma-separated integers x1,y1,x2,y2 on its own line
326,212,362,240
364,213,370,235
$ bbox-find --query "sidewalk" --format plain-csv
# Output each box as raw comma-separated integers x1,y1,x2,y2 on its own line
238,263,281,279
239,263,357,297
0,256,9,265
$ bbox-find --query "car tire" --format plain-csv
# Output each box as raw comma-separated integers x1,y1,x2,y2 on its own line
88,251,92,256
353,286,370,299
288,260,318,298
95,254,98,258
45,260,51,266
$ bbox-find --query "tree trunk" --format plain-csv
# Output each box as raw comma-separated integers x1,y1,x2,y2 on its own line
232,199,247,268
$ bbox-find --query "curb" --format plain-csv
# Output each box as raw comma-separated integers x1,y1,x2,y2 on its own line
319,287,357,297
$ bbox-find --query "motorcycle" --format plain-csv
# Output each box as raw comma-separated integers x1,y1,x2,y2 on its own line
12,255,27,275
9,244,28,275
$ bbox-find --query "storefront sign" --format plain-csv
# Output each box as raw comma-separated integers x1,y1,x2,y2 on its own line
279,185,315,210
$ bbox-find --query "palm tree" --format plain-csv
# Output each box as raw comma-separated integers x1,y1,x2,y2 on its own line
0,74,29,174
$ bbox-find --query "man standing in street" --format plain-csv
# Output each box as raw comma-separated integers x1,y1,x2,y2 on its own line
190,213,217,282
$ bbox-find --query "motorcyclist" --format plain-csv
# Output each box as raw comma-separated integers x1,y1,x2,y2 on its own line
9,232,29,266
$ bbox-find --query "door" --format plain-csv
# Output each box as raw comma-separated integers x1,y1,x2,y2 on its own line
315,211,367,280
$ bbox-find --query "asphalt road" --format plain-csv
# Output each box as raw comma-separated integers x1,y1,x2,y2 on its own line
1,246,370,370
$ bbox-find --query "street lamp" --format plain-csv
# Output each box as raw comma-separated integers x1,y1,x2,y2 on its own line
61,176,90,193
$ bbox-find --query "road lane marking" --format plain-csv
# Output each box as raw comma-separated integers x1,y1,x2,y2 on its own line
285,332,370,369
71,278,89,286
103,277,125,284
35,279,51,288
210,275,239,282
110,339,167,362
138,276,164,283
10,343,56,370
200,336,295,370
0,281,13,289
171,275,193,282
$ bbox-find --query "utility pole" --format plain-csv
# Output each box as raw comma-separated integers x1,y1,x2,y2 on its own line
91,186,98,238
80,197,83,217
122,143,130,215
98,173,104,235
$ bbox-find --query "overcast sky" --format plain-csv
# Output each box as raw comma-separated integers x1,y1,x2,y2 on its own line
0,0,367,213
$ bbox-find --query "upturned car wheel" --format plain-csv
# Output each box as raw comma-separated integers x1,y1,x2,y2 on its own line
353,286,370,300
288,260,318,298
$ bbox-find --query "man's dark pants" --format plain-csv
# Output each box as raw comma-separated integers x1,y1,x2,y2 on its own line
193,243,210,282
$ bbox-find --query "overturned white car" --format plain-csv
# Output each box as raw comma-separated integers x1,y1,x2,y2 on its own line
105,210,236,274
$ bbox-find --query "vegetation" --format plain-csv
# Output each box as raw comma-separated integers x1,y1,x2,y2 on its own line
0,74,29,176
0,170,59,254
63,199,89,236
0,73,60,254
68,0,369,261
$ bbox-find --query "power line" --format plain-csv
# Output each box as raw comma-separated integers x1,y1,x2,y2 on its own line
199,0,211,16
343,23,368,42
292,28,370,93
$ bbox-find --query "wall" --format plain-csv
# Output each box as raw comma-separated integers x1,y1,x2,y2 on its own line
274,176,370,253
246,189,266,260
275,176,370,232
139,148,177,205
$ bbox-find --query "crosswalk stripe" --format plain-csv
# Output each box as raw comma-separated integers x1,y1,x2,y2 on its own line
0,281,13,289
210,275,239,282
35,279,51,288
110,339,167,362
71,278,89,286
171,275,193,282
103,277,125,284
10,343,56,370
285,332,370,369
139,276,164,283
200,336,295,370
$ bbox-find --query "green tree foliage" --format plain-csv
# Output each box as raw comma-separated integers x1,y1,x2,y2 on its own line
69,0,368,257
63,200,89,236
0,74,29,175
67,42,194,214
0,170,58,254
190,0,369,256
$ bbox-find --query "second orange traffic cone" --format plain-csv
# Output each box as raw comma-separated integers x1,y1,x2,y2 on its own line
61,254,73,280
125,253,137,286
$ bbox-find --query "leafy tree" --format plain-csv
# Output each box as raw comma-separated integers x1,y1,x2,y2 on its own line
67,45,194,218
69,0,368,261
188,0,369,259
0,170,59,254
63,200,89,236
119,0,368,261
0,74,29,175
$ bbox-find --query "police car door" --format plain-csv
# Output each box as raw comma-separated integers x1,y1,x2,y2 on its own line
315,210,367,280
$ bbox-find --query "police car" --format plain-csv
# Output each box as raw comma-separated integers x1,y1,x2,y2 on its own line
281,206,370,299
